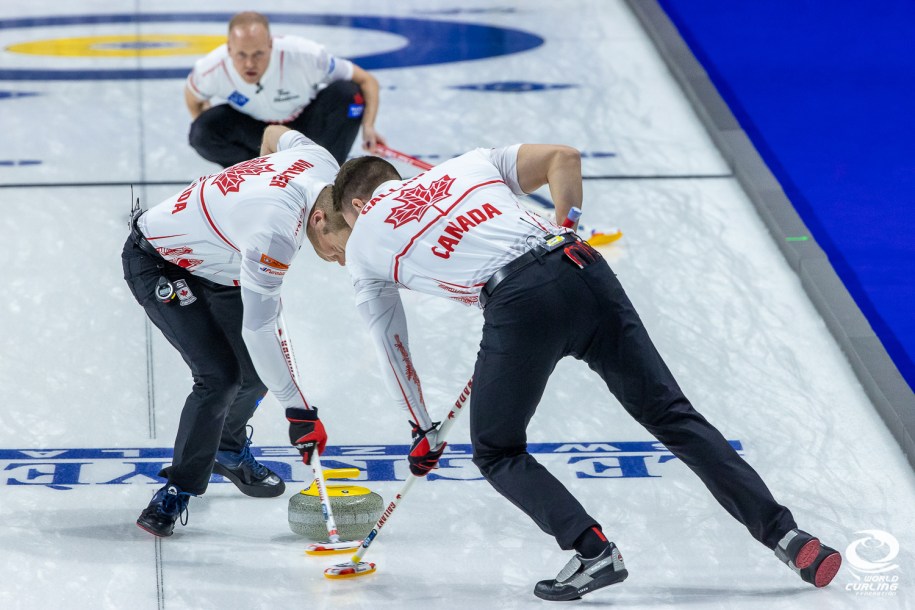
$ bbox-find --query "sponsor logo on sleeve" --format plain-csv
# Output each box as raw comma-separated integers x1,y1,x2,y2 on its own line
259,253,289,270
258,253,289,276
227,90,249,106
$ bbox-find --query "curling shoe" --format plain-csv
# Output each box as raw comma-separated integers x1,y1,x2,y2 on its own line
137,483,194,538
534,542,628,601
214,427,285,498
774,529,841,587
774,528,821,570
798,545,842,588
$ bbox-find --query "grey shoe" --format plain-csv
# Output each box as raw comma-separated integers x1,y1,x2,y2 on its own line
534,542,628,601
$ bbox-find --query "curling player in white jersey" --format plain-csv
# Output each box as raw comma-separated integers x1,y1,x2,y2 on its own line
122,126,349,537
322,145,842,600
185,11,384,168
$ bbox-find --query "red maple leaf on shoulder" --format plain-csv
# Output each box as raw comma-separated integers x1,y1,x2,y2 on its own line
213,157,275,195
385,175,456,228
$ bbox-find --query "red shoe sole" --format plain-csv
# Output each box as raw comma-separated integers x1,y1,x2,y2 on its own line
794,538,821,569
136,521,172,538
814,551,842,587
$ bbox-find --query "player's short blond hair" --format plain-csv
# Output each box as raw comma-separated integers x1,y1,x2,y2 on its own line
228,11,270,35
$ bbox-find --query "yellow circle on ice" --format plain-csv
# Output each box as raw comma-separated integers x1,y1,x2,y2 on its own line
6,35,224,58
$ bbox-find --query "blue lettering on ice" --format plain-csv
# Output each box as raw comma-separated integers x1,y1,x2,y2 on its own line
451,81,577,92
0,441,742,489
0,160,42,166
228,90,249,106
0,90,39,100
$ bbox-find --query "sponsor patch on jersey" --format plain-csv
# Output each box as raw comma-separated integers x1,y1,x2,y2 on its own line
258,266,286,277
273,89,300,103
227,90,249,106
259,253,289,270
348,103,364,118
172,279,197,306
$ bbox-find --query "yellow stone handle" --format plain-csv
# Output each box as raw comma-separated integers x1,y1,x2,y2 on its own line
322,468,361,480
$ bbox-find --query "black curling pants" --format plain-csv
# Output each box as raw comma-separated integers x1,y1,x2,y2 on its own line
469,245,797,551
188,80,363,167
121,237,267,495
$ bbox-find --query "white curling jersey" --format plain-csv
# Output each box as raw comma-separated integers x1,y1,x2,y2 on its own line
346,145,569,308
186,35,355,123
139,131,338,294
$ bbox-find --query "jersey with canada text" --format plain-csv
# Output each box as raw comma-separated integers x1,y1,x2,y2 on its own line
345,145,569,308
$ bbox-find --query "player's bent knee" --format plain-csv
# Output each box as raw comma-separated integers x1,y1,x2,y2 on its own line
193,367,243,402
471,448,516,478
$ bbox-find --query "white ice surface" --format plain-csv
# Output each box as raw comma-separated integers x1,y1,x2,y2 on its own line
0,1,913,609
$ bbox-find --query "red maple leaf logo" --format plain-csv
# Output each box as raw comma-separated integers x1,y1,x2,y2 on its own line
213,157,275,195
156,246,203,270
385,175,456,228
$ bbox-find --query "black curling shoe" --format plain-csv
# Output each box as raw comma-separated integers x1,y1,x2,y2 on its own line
534,542,628,601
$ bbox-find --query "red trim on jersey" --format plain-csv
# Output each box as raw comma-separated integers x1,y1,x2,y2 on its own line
435,278,485,290
278,106,304,124
145,233,187,241
199,185,240,252
199,62,222,78
523,207,552,232
392,179,504,283
186,76,204,97
383,346,422,424
279,50,285,83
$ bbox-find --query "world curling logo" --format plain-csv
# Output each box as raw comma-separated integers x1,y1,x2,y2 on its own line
845,530,900,597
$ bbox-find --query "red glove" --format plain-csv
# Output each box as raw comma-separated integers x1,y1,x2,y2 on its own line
408,421,447,477
286,407,327,465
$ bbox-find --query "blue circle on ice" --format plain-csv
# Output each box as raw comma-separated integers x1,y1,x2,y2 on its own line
0,13,544,80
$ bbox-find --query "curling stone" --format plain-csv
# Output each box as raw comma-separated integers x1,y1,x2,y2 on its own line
288,471,384,542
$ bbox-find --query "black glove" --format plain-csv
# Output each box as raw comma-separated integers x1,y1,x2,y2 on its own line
287,407,327,465
408,421,447,477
